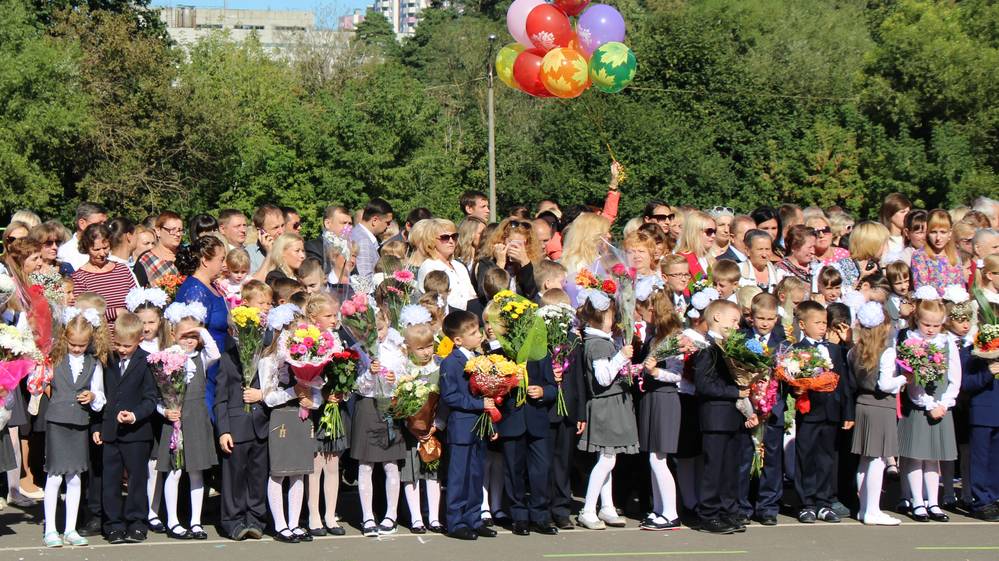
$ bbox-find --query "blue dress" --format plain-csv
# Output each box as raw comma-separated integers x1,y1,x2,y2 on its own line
175,276,231,419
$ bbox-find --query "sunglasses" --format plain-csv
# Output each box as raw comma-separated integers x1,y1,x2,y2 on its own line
43,239,60,247
161,226,183,235
509,220,532,229
710,206,734,214
438,233,459,243
651,213,675,222
290,222,301,230
704,228,717,236
813,227,832,235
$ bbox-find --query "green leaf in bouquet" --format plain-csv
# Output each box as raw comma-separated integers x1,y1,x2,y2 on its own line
973,287,998,325
516,315,550,364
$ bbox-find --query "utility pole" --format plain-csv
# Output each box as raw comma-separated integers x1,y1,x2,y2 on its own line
486,34,497,223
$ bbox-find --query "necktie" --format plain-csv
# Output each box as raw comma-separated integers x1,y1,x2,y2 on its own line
120,359,127,373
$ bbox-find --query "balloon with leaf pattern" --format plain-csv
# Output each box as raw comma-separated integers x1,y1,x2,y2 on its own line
587,42,636,94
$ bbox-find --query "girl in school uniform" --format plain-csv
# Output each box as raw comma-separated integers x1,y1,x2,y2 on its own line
41,307,109,547
897,289,962,523
262,307,322,543
849,302,903,526
575,287,638,530
124,286,171,533
157,302,220,540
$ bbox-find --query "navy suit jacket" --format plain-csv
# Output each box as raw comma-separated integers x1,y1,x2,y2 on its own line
440,349,485,445
548,336,588,424
740,327,788,424
497,356,556,438
693,339,744,432
717,248,746,264
792,339,855,424
214,353,269,443
960,344,999,427
98,348,158,443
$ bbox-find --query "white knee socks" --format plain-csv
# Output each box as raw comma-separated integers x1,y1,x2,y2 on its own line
903,457,926,509
189,470,204,527
426,479,441,525
287,476,304,530
405,482,423,526
649,453,678,520
164,470,183,528
583,452,617,515
43,474,63,535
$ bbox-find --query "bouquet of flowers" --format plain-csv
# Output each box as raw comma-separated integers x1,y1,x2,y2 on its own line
721,329,774,387
340,292,379,354
465,354,525,438
747,375,780,477
688,270,712,295
538,303,577,417
488,290,548,405
28,271,69,309
610,263,637,343
972,287,999,361
279,323,338,418
896,337,948,390
391,369,442,470
318,342,359,440
390,373,439,419
155,274,187,299
774,347,839,414
0,324,40,396
230,305,265,412
0,273,15,308
380,271,417,330
435,334,454,359
148,347,189,470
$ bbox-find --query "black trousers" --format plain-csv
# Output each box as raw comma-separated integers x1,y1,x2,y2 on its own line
795,421,837,510
547,421,574,520
102,440,152,533
697,430,741,520
501,432,551,523
220,437,269,537
86,439,102,519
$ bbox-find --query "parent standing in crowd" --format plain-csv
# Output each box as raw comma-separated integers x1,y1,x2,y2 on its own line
350,198,394,280
70,223,137,325
473,218,542,301
775,225,817,285
29,222,74,276
254,233,306,286
911,209,963,293
174,235,231,416
246,204,285,274
623,230,660,280
880,193,911,254
459,190,490,224
133,211,183,288
675,210,717,283
750,206,782,259
838,221,891,288
708,206,735,259
413,218,475,311
808,214,849,266
455,218,486,269
218,209,249,252
738,230,779,292
305,205,353,275
718,215,753,263
57,202,107,271
560,213,612,279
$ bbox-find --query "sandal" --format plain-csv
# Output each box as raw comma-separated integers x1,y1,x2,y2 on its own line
292,527,313,542
410,523,426,534
378,517,398,535
167,524,193,540
148,517,166,534
428,521,445,534
189,524,208,540
362,519,379,537
275,527,299,543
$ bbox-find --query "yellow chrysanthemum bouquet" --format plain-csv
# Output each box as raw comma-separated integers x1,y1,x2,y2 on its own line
485,290,549,405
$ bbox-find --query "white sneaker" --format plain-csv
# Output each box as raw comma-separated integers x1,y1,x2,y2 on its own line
598,508,627,527
862,512,902,526
576,512,606,530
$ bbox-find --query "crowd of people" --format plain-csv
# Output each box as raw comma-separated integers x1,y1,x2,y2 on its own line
1,178,998,548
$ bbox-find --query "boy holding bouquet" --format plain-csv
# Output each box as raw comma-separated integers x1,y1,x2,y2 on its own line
439,310,496,541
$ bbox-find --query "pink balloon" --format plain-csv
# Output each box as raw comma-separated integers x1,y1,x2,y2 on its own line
507,0,546,47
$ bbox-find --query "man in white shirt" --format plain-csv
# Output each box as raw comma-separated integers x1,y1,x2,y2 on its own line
246,205,285,274
719,215,754,263
58,202,107,271
218,209,249,252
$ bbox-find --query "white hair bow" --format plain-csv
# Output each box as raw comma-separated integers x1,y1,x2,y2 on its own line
125,287,169,312
578,288,611,311
942,284,970,304
856,302,885,329
913,285,941,301
399,304,432,329
687,288,720,319
163,301,208,325
635,275,665,302
267,303,301,331
63,306,102,328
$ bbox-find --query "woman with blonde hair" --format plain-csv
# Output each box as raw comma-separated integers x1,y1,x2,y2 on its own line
837,221,890,288
675,210,716,281
623,230,659,279
910,210,963,294
412,218,475,310
29,221,73,276
560,213,611,277
8,210,41,230
474,218,542,300
254,233,306,285
453,218,485,268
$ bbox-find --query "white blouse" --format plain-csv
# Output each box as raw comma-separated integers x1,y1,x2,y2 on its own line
417,258,476,311
357,328,405,398
258,355,321,409
584,327,629,388
67,353,106,412
899,331,961,410
876,347,906,394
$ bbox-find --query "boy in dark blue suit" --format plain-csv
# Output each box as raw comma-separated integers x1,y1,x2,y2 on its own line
792,301,855,524
440,310,496,540
94,313,159,543
960,328,999,521
214,352,270,540
737,293,787,525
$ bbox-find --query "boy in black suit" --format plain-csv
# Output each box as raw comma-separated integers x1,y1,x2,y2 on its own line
94,313,159,544
215,351,269,541
793,301,855,524
694,300,756,534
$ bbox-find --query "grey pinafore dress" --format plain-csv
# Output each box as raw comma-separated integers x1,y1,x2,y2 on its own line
577,334,639,454
157,355,218,472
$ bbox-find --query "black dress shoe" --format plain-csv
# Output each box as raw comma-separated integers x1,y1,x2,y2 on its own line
972,504,999,522
167,525,193,540
449,527,477,541
231,523,250,541
531,522,559,535
326,525,346,536
909,506,930,522
725,517,747,532
757,515,778,526
554,516,574,530
481,515,494,527
148,518,166,534
927,506,950,522
512,522,530,536
476,525,498,537
107,530,126,544
80,518,103,537
189,524,209,540
293,528,313,542
274,528,299,543
428,523,445,534
308,527,327,537
697,518,735,534
245,525,263,539
125,528,147,543
410,524,427,534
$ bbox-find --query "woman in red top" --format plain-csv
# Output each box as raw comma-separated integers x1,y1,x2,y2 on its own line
70,223,137,325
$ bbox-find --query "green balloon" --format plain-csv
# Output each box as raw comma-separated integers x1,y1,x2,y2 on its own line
588,42,637,94
496,43,525,90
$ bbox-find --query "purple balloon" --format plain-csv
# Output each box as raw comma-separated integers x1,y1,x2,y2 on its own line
577,4,626,56
507,0,546,48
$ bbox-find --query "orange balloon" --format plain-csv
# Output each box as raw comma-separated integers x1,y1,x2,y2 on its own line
539,47,591,99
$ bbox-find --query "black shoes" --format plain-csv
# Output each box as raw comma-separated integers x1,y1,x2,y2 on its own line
756,515,778,526
428,522,445,534
910,506,930,522
308,526,327,537
189,524,208,540
697,518,736,534
148,517,166,534
410,524,427,534
927,506,950,522
798,509,817,523
725,516,747,532
475,525,497,538
274,528,299,543
449,527,477,540
554,516,574,530
107,530,126,544
167,524,193,540
79,518,103,537
245,525,264,539
231,523,250,541
126,528,147,543
531,522,559,535
512,522,530,536
816,508,841,523
972,503,999,522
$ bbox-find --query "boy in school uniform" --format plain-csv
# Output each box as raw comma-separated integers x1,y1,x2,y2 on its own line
214,351,270,540
94,313,159,544
439,310,497,540
694,300,755,534
737,293,787,525
792,301,855,524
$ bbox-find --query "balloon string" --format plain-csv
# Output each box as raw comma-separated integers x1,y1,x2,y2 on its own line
580,94,626,182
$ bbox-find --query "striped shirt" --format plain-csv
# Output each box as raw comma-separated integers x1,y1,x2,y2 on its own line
71,263,137,325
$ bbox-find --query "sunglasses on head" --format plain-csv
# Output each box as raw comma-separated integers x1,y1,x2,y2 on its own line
438,233,459,242
704,228,717,236
710,206,734,214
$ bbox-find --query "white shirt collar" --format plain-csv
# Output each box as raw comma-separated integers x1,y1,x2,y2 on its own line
458,346,474,360
583,326,613,340
729,245,747,261
357,223,378,245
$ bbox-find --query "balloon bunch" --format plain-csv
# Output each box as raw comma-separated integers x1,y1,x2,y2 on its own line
498,0,638,98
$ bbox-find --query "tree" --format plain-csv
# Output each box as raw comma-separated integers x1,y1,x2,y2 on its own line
355,10,400,60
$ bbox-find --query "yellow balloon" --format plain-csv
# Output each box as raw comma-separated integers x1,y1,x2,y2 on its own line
496,43,526,90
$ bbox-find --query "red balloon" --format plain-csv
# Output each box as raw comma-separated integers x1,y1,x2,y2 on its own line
554,0,590,17
525,4,574,52
512,48,553,97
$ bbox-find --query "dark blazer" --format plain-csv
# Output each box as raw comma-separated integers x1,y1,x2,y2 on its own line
474,259,539,302
304,237,335,275
497,356,556,438
693,339,744,432
440,349,485,445
960,345,999,428
98,348,158,443
740,327,788,423
548,336,588,424
214,353,269,442
717,247,746,263
792,339,855,424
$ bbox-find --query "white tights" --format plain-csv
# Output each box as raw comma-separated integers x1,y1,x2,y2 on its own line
649,453,678,520
856,456,887,520
481,449,504,516
147,460,162,521
268,475,304,531
308,453,340,529
358,462,400,525
902,457,940,510
163,469,204,529
582,452,617,515
404,479,442,527
43,473,81,535
6,427,22,498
